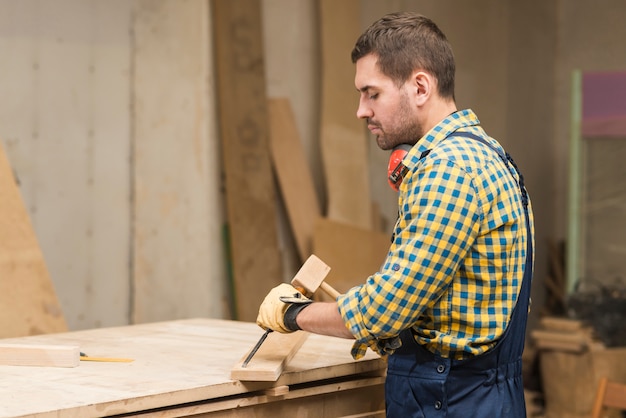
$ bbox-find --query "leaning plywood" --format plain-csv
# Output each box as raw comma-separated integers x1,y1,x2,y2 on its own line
213,0,282,321
0,140,67,337
268,98,322,261
313,218,390,300
318,0,372,229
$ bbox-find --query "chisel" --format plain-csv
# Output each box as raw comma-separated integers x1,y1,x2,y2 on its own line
241,329,272,368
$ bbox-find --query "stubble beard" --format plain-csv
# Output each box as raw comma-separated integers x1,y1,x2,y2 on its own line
374,94,423,151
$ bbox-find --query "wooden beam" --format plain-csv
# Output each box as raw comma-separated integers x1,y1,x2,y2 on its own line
268,98,322,261
212,0,283,321
0,140,67,337
0,343,79,368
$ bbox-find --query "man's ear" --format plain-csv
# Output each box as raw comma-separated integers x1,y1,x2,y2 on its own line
413,71,434,106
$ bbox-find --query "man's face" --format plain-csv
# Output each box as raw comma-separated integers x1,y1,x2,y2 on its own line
355,54,423,151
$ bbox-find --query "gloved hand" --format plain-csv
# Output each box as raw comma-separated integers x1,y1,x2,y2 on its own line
256,283,313,333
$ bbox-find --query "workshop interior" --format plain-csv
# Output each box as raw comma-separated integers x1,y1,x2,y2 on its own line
1,1,625,417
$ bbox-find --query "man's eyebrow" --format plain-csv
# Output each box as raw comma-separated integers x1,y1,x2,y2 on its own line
357,85,373,93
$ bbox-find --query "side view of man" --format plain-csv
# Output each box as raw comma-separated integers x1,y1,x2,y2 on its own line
257,11,534,417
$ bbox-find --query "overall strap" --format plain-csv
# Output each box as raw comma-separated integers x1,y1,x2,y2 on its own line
446,132,529,208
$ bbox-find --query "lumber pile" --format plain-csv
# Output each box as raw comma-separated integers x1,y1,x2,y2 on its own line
533,316,626,418
531,316,603,353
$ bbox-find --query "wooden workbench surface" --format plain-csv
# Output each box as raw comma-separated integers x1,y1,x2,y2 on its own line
0,318,385,417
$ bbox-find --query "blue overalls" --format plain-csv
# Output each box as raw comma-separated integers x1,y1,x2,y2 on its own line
385,132,533,417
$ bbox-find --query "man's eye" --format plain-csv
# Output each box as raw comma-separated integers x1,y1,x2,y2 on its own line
369,93,379,100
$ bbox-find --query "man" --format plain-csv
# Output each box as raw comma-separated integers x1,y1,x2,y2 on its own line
257,11,534,417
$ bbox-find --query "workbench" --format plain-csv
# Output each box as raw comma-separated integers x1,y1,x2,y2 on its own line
0,318,386,417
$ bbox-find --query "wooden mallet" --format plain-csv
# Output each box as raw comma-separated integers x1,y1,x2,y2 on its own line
291,254,340,299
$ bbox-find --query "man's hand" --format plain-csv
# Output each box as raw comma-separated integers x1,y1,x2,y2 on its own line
256,283,312,333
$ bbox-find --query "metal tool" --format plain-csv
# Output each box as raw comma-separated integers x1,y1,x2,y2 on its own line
241,329,272,368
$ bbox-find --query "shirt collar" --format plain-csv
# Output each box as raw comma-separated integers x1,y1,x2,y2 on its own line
405,109,481,164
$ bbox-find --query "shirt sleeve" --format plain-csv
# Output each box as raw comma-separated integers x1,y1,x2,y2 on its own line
337,159,482,359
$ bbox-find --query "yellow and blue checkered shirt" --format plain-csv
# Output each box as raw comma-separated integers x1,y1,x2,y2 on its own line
338,109,534,360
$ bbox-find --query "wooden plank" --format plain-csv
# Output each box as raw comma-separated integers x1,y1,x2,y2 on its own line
268,98,322,261
212,0,282,321
0,343,79,368
0,140,67,337
313,218,390,300
318,0,372,229
132,0,226,323
231,332,309,381
231,254,331,381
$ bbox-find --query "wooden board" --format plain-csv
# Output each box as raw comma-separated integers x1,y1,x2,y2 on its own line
0,343,79,368
0,140,67,337
231,254,330,381
313,218,390,299
231,331,309,381
131,0,226,323
0,318,385,417
318,0,372,229
212,0,283,321
268,98,322,261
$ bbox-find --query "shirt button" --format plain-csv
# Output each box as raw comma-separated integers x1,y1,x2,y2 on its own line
435,400,442,410
436,364,445,373
392,264,400,271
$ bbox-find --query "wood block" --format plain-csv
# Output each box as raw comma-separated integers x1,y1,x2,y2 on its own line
318,0,372,229
212,0,283,321
313,218,390,299
0,140,67,337
231,331,309,381
268,98,322,262
0,343,79,368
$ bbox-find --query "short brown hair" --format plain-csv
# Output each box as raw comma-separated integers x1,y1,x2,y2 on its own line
351,12,455,100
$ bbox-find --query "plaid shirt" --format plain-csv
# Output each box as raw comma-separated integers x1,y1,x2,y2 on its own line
338,109,534,360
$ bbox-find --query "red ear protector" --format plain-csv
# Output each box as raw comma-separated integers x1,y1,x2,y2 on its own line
387,144,412,191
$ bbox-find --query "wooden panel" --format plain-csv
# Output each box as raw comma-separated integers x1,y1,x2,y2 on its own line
268,98,321,261
0,141,67,336
319,0,372,229
0,318,385,417
212,0,283,321
313,218,390,299
132,0,226,323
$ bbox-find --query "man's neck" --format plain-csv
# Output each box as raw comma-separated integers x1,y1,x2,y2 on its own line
421,98,457,135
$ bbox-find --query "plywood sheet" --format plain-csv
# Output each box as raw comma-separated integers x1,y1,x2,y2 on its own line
319,0,372,229
212,0,282,321
269,98,321,261
132,0,226,323
0,141,67,337
0,318,385,417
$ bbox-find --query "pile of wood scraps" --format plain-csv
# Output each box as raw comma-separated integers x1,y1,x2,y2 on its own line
531,316,603,353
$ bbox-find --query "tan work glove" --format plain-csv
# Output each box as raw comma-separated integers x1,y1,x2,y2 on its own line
256,283,312,333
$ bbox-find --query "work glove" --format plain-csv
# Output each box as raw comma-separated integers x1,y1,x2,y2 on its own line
256,283,313,333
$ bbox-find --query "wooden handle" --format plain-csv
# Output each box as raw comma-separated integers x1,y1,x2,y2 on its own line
319,281,340,299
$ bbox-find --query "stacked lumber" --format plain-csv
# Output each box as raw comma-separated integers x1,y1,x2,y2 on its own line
531,316,603,353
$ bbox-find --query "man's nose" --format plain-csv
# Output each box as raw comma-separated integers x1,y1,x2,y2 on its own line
356,100,372,119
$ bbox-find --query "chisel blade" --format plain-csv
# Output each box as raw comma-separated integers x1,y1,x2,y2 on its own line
241,329,273,368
